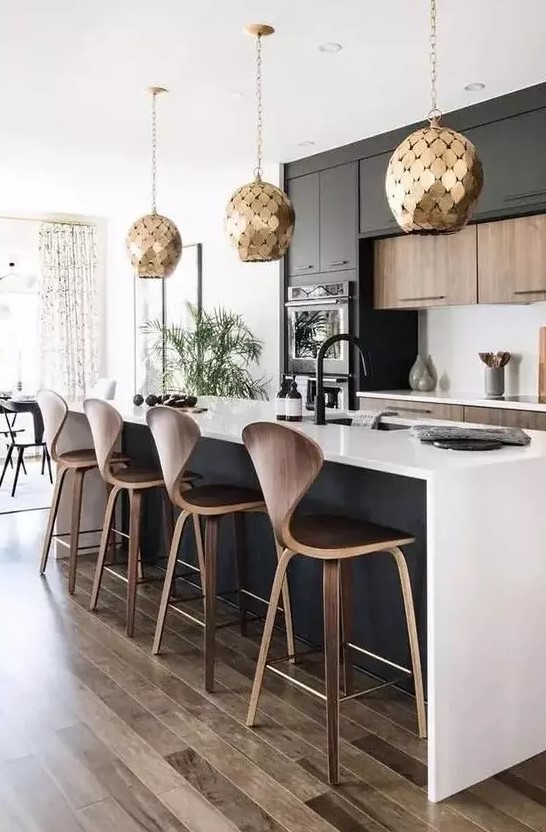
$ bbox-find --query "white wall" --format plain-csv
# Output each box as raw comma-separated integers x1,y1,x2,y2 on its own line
421,303,546,395
0,153,281,399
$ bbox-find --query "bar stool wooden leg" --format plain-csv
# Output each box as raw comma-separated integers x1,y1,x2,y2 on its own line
126,490,143,637
204,516,219,692
153,510,190,655
234,513,248,637
276,542,296,663
162,489,175,551
90,485,121,611
323,559,341,785
192,515,205,588
39,466,68,575
390,547,427,739
68,468,85,594
247,547,294,727
340,560,354,696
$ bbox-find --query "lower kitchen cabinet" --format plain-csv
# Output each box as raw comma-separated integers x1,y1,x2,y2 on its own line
463,406,546,431
359,396,464,421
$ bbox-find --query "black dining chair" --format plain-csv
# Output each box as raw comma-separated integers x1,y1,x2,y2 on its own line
0,399,52,496
0,401,27,472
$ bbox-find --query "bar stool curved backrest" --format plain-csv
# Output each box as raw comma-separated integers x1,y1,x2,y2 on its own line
146,406,200,503
242,421,323,547
36,389,68,461
83,398,123,483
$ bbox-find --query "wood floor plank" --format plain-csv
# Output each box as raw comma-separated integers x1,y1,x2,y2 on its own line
446,788,540,832
77,797,151,832
0,710,31,763
167,747,292,832
471,776,546,832
0,754,85,832
496,771,546,811
61,722,222,832
352,734,427,788
307,791,392,832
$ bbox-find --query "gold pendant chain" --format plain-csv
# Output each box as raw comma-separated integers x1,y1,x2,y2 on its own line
254,34,263,182
428,0,441,122
151,90,158,214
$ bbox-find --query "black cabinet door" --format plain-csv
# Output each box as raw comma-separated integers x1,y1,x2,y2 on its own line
469,107,546,219
320,162,358,272
287,173,320,278
359,152,400,237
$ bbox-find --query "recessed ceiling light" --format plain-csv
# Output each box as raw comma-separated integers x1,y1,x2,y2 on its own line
227,90,245,99
298,140,315,147
318,42,342,53
464,82,485,92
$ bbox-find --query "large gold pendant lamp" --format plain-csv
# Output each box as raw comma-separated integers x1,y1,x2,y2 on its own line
386,0,483,233
225,24,295,262
126,87,182,278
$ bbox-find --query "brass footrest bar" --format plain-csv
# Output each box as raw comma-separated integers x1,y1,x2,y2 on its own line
55,526,127,550
345,641,412,676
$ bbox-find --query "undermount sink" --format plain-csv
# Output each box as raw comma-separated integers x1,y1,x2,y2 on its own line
316,416,409,430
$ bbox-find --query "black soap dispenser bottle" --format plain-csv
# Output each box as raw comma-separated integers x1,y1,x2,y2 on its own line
275,376,290,421
285,375,302,423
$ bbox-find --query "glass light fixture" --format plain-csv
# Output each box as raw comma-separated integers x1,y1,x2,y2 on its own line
225,24,295,263
386,0,484,233
126,87,182,278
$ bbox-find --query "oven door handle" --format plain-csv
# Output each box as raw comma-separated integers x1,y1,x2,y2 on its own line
285,299,344,308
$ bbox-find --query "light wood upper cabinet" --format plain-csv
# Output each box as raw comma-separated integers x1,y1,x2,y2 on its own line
478,215,546,303
374,226,478,309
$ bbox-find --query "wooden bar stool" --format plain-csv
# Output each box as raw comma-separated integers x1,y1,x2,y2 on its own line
37,390,101,594
84,398,192,637
242,421,426,785
147,405,295,693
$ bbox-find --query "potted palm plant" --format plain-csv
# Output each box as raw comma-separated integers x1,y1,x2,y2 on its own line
142,304,269,399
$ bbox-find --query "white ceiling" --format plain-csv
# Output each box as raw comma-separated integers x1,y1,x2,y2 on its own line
2,0,546,171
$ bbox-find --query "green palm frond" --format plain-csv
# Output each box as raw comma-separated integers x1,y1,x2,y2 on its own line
141,303,270,399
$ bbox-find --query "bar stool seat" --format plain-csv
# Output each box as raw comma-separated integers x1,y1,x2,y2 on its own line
112,466,164,486
242,421,426,787
182,484,264,513
56,448,97,467
289,514,414,554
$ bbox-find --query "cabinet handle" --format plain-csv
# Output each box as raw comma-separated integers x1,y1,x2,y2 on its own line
398,294,446,302
293,265,316,272
513,289,546,296
505,189,546,202
392,406,434,415
329,260,349,267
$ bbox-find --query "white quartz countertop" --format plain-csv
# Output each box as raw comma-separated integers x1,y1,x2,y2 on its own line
357,389,546,412
68,396,546,482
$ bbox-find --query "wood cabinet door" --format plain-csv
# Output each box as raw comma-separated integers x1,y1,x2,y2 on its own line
464,406,546,430
478,215,546,304
359,153,400,237
287,173,320,278
320,163,358,273
374,226,477,309
359,396,464,421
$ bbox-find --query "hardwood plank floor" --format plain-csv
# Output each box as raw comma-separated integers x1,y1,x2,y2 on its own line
0,510,545,831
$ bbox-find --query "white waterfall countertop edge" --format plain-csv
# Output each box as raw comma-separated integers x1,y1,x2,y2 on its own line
67,396,546,482
357,389,546,412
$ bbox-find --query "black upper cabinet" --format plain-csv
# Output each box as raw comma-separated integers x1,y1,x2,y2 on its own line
320,163,358,272
287,173,320,278
287,163,358,279
468,107,546,219
359,152,399,237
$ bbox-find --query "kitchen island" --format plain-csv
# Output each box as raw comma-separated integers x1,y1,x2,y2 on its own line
57,396,546,802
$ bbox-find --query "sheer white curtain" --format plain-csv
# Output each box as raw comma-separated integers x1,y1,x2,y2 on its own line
39,222,99,398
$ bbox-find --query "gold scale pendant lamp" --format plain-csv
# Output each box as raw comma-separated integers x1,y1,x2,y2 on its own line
225,24,295,262
126,87,182,278
386,0,484,233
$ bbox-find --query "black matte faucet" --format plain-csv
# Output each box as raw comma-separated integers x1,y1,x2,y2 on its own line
315,334,369,425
